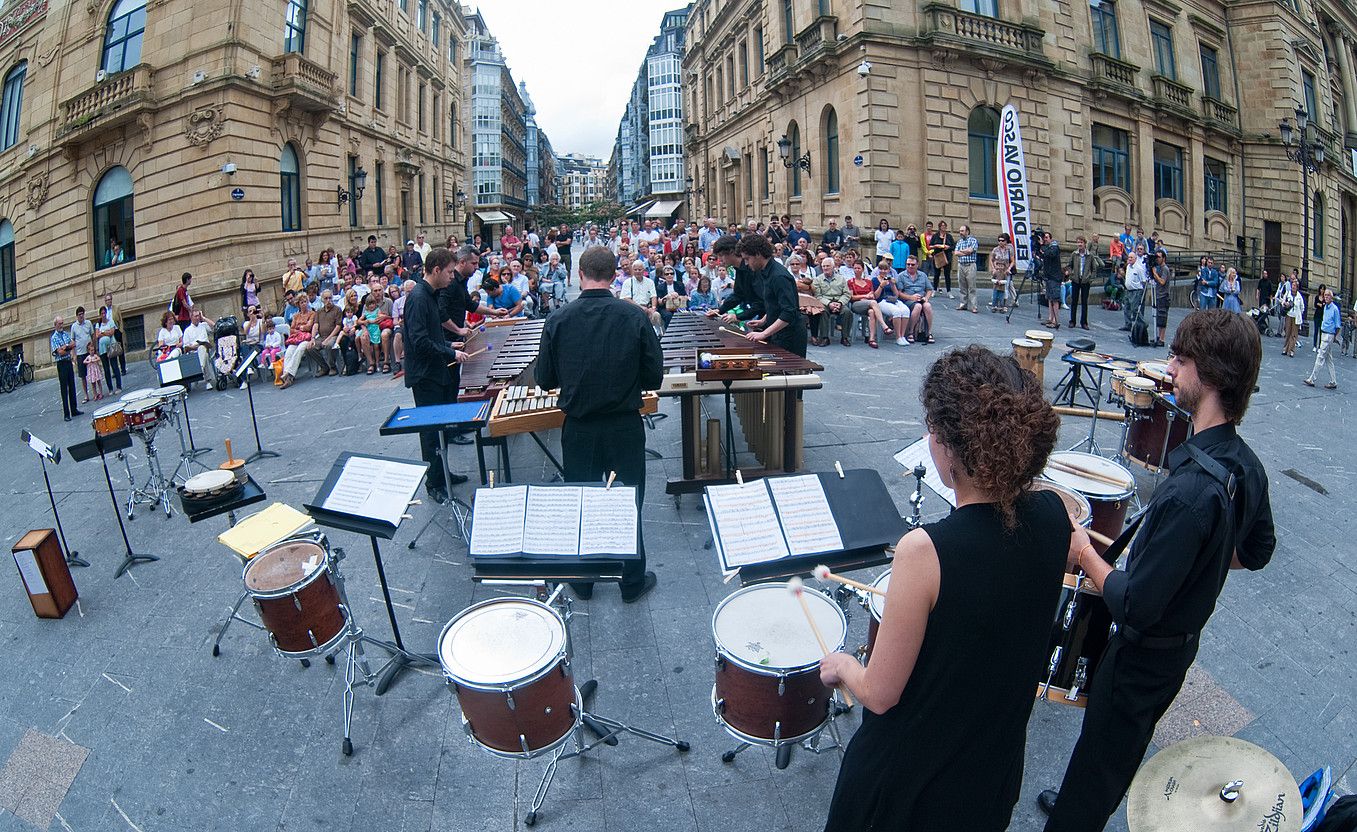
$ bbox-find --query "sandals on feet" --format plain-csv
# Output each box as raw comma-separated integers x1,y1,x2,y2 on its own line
867,339,878,349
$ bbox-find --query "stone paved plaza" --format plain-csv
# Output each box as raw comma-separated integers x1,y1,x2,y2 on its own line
0,277,1353,831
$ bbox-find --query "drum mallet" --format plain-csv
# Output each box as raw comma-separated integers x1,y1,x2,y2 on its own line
787,578,855,707
813,564,886,598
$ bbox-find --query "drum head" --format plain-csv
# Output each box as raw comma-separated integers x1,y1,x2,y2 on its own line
184,469,236,496
439,598,566,686
1012,338,1042,349
153,385,186,400
123,397,161,414
120,388,155,403
93,402,125,420
1137,361,1170,382
244,539,328,593
713,583,846,671
1025,329,1053,342
1070,350,1105,365
1102,358,1138,372
1044,452,1135,499
1124,377,1156,393
1031,478,1093,527
868,571,891,621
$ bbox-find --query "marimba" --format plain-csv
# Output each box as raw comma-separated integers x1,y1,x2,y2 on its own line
457,318,546,402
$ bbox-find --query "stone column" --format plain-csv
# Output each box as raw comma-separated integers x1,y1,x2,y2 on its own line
1336,33,1357,149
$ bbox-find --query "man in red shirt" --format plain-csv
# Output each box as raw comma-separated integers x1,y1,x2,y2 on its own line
172,272,194,329
499,226,521,260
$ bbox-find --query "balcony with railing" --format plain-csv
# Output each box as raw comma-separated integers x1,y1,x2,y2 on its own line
795,15,838,67
1150,74,1193,114
1200,95,1239,134
58,64,155,144
920,3,1048,68
271,53,341,112
1088,52,1141,102
765,43,796,89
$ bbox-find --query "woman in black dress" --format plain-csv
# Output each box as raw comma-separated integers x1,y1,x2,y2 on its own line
820,345,1070,831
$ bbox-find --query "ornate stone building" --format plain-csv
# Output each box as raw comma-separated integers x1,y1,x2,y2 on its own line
0,0,468,364
684,0,1357,297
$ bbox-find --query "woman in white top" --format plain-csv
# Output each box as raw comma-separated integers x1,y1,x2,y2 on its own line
874,218,895,267
154,311,183,362
1280,274,1305,357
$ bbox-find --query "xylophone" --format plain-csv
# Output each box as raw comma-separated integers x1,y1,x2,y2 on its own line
658,311,824,500
457,318,547,402
487,385,660,437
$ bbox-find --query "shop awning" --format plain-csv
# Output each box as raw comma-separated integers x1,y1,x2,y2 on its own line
645,199,683,218
624,200,656,217
475,210,513,225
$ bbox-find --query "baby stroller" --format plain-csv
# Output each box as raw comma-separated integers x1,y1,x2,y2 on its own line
1248,305,1275,338
213,315,240,390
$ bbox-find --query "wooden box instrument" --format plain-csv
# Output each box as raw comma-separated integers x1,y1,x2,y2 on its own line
695,348,766,382
11,529,78,619
488,385,659,437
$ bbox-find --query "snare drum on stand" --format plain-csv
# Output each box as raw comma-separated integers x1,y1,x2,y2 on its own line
92,403,128,437
713,582,847,768
1041,451,1136,555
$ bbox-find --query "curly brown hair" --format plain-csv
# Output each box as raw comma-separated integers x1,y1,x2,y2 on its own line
921,345,1060,530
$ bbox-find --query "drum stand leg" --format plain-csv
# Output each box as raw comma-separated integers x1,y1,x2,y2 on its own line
99,448,158,579
211,592,265,656
340,631,376,757
720,742,753,763
168,408,211,485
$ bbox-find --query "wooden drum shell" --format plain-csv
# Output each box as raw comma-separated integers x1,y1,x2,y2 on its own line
714,658,832,745
452,660,578,756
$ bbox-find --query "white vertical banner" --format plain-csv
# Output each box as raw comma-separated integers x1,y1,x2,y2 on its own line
997,104,1033,273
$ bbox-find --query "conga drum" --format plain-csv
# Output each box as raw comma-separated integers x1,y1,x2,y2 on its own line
1012,338,1044,387
1122,376,1157,410
1025,329,1055,360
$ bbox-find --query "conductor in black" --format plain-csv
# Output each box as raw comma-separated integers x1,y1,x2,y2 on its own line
403,247,468,505
736,233,808,358
1039,309,1276,831
535,245,663,603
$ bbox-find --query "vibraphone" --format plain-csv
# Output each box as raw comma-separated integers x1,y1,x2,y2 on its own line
659,311,824,500
487,385,660,437
457,318,546,402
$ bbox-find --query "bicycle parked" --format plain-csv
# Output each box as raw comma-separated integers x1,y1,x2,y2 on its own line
0,345,34,393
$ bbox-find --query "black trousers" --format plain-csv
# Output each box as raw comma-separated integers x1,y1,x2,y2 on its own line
562,412,646,586
411,376,458,491
100,353,123,391
1044,636,1197,832
56,358,78,418
1068,282,1091,326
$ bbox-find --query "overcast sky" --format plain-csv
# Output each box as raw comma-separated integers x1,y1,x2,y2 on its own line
474,1,685,161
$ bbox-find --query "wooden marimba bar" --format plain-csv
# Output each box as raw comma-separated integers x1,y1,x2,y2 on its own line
458,318,546,402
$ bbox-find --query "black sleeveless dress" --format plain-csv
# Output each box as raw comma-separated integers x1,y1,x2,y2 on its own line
823,491,1070,832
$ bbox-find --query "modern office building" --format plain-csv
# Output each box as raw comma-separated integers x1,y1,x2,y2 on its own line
465,8,527,241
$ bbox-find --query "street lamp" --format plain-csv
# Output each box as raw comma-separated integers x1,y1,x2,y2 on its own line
684,175,703,222
1279,105,1324,287
776,134,811,171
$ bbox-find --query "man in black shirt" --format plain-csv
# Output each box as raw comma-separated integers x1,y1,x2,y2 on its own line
436,246,491,446
358,235,387,277
1040,309,1276,831
711,236,764,323
404,247,469,503
536,246,663,603
737,233,808,358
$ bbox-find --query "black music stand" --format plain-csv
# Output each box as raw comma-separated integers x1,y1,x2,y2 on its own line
22,430,86,568
232,346,279,464
158,352,209,457
378,402,489,547
305,453,438,695
67,430,159,578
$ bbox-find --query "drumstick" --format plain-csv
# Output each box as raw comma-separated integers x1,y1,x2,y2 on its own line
1046,459,1128,488
1051,405,1126,423
787,578,855,707
813,564,886,597
1086,528,1115,548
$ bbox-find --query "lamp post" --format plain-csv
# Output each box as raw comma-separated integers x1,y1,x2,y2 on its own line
684,175,703,223
776,134,811,216
1279,106,1325,288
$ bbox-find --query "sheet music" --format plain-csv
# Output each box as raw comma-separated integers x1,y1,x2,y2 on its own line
893,437,956,507
523,486,583,555
13,550,48,596
706,481,789,569
469,486,528,555
159,360,183,383
320,456,426,527
579,487,638,555
767,475,844,555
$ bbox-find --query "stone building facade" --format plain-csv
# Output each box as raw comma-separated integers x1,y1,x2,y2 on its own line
684,0,1357,298
0,0,469,368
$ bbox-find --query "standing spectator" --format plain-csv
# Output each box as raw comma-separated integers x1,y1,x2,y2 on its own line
1066,236,1100,329
172,272,194,330
786,219,812,250
901,224,922,268
50,316,81,421
698,218,722,252
1304,287,1340,389
400,240,424,276
1122,249,1147,332
989,233,1015,313
1256,269,1273,311
928,221,955,298
97,305,123,394
889,229,912,270
1038,232,1063,328
821,219,844,252
1280,273,1304,356
1220,267,1243,313
414,233,431,263
83,341,105,401
500,226,521,260
1150,250,1172,347
1117,224,1135,261
101,293,127,374
241,269,260,314
583,225,608,251
841,216,861,252
557,224,573,281
181,309,217,389
764,217,787,246
282,258,307,294
358,235,387,276
1195,256,1220,309
873,218,895,267
1312,283,1328,350
955,224,979,313
70,306,96,403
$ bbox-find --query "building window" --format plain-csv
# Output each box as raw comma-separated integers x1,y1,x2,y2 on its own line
1302,69,1318,121
348,156,360,227
1313,191,1325,258
280,143,302,232
417,83,425,132
1149,19,1174,79
418,173,426,224
783,0,794,43
433,175,439,222
726,55,735,97
102,0,146,74
755,25,764,72
432,13,440,47
823,107,839,195
744,154,753,205
375,51,385,110
967,106,999,199
739,41,748,86
284,0,307,54
0,62,25,151
760,147,770,199
1089,0,1120,59
417,0,427,31
1152,141,1183,203
715,67,723,105
375,162,385,226
0,220,13,303
961,0,997,17
1199,44,1221,99
92,166,136,270
1091,123,1130,191
398,66,408,122
789,121,802,198
1203,156,1227,213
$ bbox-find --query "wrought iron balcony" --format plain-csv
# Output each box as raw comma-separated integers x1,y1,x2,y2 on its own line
58,64,155,144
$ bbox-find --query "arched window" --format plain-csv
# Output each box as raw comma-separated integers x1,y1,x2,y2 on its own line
822,107,840,195
0,220,14,303
789,121,802,198
284,0,307,54
280,143,302,232
968,106,999,199
102,0,146,75
1,62,26,151
92,166,136,271
1313,191,1325,258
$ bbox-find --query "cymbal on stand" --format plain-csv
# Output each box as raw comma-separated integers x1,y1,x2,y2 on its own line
1127,735,1301,832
